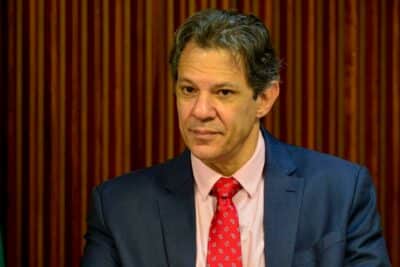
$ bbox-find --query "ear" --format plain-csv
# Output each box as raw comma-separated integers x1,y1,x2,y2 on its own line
255,81,280,118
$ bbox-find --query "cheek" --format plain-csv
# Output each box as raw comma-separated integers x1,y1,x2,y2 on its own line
221,103,255,125
176,101,188,119
176,101,193,129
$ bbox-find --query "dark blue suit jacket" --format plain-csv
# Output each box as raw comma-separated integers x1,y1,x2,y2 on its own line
81,129,390,266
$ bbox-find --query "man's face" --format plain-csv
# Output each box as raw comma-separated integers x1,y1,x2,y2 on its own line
176,41,278,172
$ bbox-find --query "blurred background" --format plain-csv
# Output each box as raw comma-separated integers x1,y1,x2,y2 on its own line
1,0,399,266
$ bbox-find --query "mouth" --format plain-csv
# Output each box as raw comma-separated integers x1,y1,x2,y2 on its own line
188,128,220,139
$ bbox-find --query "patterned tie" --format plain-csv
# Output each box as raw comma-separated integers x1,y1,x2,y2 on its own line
207,177,243,267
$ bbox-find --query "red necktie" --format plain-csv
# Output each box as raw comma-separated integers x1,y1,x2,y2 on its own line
207,177,243,267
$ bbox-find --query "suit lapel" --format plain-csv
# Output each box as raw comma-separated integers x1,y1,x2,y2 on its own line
156,130,304,267
157,151,196,267
262,129,304,267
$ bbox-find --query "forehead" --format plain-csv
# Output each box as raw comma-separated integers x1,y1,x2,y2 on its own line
178,42,246,80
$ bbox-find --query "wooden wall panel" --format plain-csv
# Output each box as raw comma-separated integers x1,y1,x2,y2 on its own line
4,0,400,266
0,0,8,255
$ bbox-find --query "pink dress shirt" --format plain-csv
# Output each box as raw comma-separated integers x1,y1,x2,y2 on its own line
192,131,265,267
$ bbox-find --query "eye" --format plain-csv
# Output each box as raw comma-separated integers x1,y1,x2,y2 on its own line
182,86,195,94
217,89,234,96
177,86,197,97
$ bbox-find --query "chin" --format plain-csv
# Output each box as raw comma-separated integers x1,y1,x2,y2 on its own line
190,146,221,162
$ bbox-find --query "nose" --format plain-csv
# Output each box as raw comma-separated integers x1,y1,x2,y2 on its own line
191,92,216,121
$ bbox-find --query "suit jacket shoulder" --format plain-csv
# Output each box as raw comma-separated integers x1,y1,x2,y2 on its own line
95,150,193,206
82,130,391,267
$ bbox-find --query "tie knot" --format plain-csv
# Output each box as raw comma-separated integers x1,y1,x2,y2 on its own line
211,177,241,199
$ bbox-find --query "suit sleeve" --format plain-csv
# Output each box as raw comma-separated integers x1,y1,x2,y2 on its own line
81,187,121,267
344,166,391,266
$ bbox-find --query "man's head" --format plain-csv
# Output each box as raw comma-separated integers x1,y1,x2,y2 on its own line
169,9,280,97
170,9,280,175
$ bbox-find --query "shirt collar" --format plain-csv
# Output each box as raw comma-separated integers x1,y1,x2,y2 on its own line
191,131,265,200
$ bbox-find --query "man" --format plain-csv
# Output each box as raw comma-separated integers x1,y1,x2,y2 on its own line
82,9,390,267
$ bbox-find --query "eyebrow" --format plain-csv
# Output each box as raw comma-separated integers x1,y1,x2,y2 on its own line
177,77,238,89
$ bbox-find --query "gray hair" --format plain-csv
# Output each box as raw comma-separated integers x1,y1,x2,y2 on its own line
169,9,280,97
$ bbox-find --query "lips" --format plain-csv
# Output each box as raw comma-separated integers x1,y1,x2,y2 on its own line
189,128,220,139
190,128,218,134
